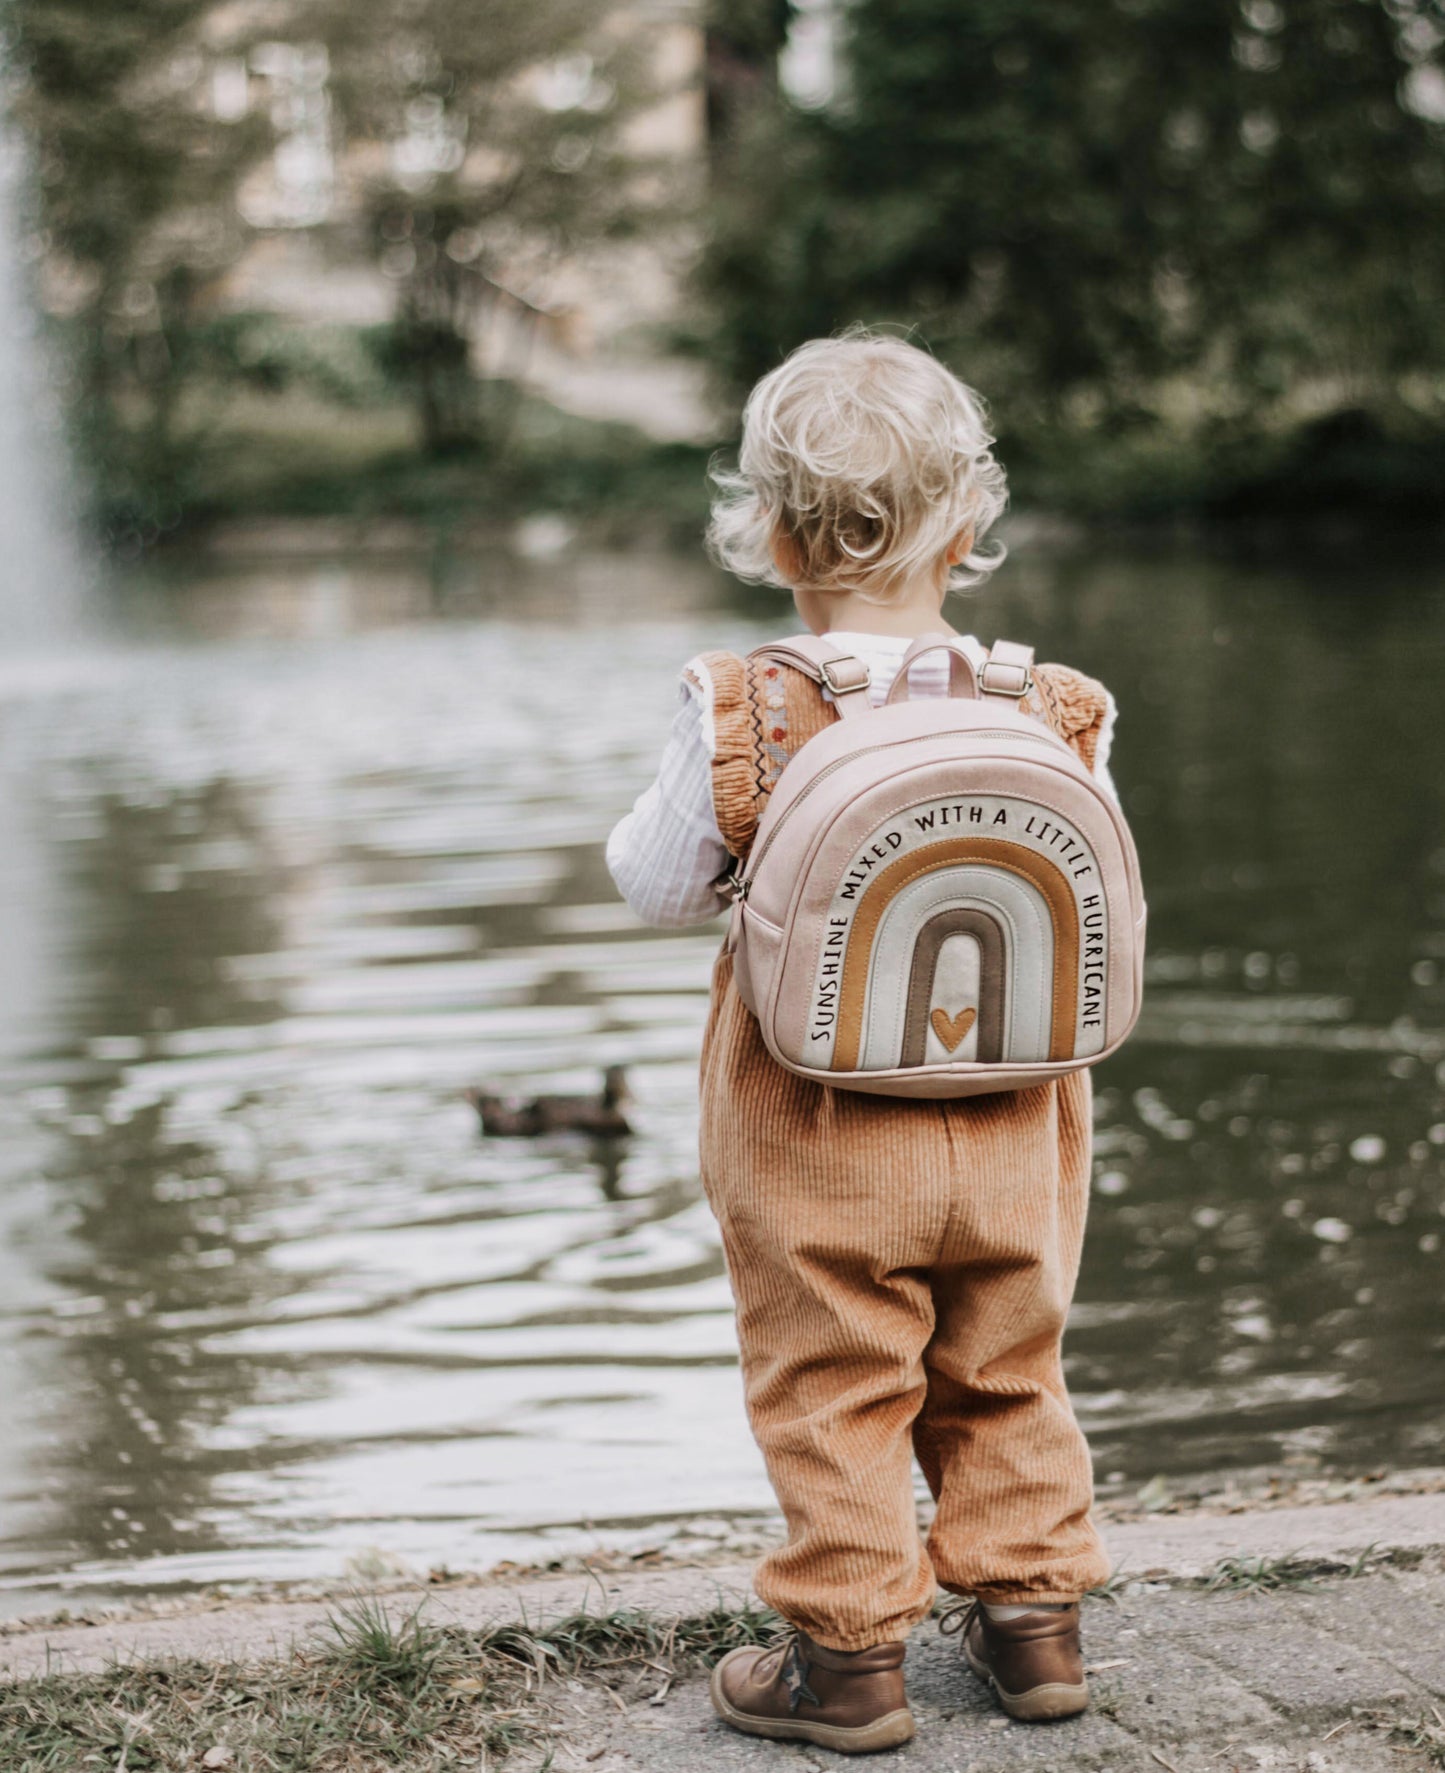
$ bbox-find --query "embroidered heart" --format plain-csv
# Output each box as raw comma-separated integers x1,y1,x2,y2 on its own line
930,1006,977,1053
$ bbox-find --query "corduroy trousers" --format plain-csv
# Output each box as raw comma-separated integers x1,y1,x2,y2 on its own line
699,950,1111,1651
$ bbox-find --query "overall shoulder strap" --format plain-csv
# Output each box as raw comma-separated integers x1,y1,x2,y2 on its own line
693,650,755,860
702,642,848,860
1031,661,1110,768
747,634,873,720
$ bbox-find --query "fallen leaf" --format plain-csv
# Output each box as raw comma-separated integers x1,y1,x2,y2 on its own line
1087,1659,1132,1672
1137,1476,1174,1512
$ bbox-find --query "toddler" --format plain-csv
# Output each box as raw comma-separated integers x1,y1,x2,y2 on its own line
607,330,1118,1754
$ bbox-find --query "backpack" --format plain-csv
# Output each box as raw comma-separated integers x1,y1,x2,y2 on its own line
722,633,1146,1098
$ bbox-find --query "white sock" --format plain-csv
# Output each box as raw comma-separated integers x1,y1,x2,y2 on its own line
982,1602,1070,1620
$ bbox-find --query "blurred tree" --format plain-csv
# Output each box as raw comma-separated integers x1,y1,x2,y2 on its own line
5,0,679,524
704,0,794,163
3,0,272,536
311,0,667,454
702,0,1445,507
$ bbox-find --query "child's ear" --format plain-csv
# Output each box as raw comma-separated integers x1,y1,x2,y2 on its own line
771,525,804,583
946,525,976,567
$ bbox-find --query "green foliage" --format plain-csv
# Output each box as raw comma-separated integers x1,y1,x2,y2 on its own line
197,313,394,406
701,0,1445,513
165,373,712,541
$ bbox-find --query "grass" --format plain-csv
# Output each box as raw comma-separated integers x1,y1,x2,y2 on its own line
1333,1705,1445,1769
1207,1551,1322,1595
1089,1543,1386,1601
1383,1706,1445,1769
1086,1570,1136,1604
1205,1543,1381,1596
0,1594,788,1772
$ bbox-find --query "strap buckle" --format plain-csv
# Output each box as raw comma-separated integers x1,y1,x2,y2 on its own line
977,658,1034,699
820,657,871,697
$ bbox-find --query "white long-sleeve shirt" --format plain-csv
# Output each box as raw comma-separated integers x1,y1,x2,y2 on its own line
606,631,1118,929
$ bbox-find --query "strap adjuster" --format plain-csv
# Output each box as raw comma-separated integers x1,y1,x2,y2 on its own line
820,657,871,696
977,659,1033,698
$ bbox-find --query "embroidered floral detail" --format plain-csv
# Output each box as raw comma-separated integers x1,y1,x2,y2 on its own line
750,656,792,793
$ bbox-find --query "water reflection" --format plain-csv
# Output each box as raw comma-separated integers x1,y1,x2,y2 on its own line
0,538,1441,1613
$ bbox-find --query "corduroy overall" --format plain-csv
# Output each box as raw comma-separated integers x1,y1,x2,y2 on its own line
696,650,1115,1652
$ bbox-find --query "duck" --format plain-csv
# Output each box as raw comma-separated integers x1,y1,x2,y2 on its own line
466,1066,633,1138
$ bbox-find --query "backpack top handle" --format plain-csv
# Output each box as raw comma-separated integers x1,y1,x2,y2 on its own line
882,634,1036,706
883,633,984,704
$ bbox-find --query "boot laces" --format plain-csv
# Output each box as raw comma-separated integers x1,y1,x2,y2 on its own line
781,1636,821,1714
937,1598,979,1639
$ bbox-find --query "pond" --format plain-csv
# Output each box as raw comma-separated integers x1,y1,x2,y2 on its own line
0,531,1442,1617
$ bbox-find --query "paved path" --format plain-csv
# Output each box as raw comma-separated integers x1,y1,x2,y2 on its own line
562,1565,1445,1771
3,1493,1442,1770
4,1489,1440,1682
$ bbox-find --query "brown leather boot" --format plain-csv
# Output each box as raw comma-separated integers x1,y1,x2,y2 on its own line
710,1630,915,1753
945,1600,1089,1721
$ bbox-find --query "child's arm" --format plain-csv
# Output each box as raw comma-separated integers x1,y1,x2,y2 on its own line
606,671,732,928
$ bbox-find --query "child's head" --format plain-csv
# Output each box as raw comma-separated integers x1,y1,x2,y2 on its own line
707,329,1007,610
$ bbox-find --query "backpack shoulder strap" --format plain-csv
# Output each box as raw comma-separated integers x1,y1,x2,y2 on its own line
1030,662,1111,771
698,640,845,861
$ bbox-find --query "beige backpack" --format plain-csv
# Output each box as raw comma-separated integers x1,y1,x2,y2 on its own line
724,633,1146,1098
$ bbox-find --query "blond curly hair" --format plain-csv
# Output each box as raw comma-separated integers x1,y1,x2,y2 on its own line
707,329,1008,603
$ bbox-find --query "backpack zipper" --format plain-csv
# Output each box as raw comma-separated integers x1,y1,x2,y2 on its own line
741,727,1070,890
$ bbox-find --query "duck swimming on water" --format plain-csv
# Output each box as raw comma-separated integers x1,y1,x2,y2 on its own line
466,1066,633,1138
